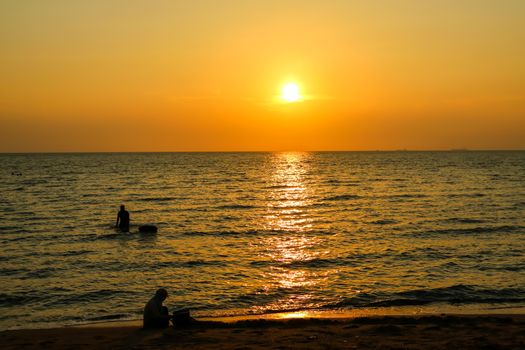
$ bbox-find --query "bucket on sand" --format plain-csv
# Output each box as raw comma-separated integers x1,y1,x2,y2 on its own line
172,309,192,327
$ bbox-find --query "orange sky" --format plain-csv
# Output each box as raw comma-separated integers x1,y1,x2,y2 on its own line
1,1,524,152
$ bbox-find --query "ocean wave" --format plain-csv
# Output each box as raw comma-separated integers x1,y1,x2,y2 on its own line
21,267,63,280
369,219,398,225
422,225,524,236
138,197,181,202
447,193,486,198
92,232,158,241
442,217,485,224
84,313,132,322
149,259,228,268
268,202,323,210
323,179,340,184
1,231,38,240
514,201,525,208
38,249,93,257
0,206,16,212
77,258,227,272
181,259,228,267
396,247,451,260
182,229,333,237
18,216,49,222
265,185,299,189
20,179,48,186
0,225,23,232
250,258,342,268
477,264,525,272
216,204,259,210
223,286,325,308
44,290,138,307
182,230,253,237
79,260,149,272
0,291,49,307
0,267,29,276
330,285,525,308
383,193,427,199
324,194,362,201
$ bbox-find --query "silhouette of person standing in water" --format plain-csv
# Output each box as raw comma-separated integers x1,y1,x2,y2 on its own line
116,205,130,232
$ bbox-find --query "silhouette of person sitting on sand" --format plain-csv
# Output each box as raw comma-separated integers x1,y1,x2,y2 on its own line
116,205,130,232
143,288,172,329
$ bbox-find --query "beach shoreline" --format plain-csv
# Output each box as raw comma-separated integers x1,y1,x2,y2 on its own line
69,304,525,329
2,313,524,349
4,303,525,331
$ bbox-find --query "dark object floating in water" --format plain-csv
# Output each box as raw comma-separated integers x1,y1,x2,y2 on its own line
139,225,158,233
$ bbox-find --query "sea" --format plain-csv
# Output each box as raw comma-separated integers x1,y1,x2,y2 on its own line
1,151,524,330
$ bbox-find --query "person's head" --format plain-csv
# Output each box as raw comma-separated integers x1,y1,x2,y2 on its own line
120,204,125,211
155,288,168,301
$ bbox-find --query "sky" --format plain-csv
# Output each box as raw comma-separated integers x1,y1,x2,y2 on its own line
1,0,524,152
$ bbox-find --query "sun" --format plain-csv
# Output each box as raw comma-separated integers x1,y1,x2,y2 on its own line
281,82,301,102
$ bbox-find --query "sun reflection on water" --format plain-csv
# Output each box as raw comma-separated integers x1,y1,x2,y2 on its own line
264,152,314,232
252,152,328,313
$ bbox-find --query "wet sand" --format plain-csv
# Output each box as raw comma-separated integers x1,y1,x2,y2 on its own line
1,314,524,349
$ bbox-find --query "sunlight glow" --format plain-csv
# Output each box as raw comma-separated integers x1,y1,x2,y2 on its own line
281,83,301,102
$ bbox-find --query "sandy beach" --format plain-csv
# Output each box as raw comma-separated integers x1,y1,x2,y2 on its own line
2,314,524,350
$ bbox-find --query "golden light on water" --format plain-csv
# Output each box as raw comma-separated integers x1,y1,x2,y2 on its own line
265,152,313,232
252,152,327,313
276,311,309,319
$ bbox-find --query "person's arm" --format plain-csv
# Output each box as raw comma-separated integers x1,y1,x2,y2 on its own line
145,301,171,321
116,213,120,227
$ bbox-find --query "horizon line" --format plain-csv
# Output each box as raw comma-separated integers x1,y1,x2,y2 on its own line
1,149,525,154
